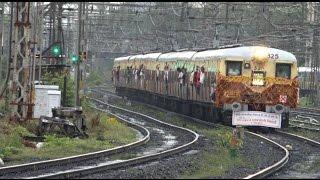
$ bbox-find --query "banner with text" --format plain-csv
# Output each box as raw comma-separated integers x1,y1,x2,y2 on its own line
232,111,281,128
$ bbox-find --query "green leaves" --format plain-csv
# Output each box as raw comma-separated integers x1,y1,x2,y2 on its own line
42,73,75,106
87,71,103,87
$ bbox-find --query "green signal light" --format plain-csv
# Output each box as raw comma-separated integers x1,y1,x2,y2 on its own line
71,54,78,64
53,48,59,54
51,45,61,56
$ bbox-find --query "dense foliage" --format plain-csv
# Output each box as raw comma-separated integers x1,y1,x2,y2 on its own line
42,72,75,107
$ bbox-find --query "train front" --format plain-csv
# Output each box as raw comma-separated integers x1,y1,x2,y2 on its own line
215,46,298,128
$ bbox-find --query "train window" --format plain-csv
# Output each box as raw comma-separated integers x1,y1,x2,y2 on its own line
226,61,242,76
276,63,291,79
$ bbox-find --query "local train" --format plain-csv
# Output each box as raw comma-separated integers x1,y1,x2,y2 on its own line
112,45,299,128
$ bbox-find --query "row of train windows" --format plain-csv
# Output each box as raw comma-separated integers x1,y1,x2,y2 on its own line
226,61,291,79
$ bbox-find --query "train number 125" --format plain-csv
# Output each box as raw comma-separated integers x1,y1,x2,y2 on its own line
268,53,279,59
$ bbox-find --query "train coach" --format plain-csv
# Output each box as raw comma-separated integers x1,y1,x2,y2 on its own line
112,45,299,128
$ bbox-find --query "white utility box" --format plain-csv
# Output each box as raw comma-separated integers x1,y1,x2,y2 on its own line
33,85,61,118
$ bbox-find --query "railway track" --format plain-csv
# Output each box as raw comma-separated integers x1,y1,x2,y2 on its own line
0,104,150,179
0,96,199,179
91,86,319,179
261,131,320,179
290,107,320,131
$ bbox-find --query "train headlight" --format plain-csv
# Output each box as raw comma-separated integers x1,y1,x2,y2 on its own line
253,47,268,61
232,102,241,112
273,104,284,114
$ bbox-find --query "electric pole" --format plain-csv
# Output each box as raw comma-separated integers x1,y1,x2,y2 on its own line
75,2,85,107
10,2,35,121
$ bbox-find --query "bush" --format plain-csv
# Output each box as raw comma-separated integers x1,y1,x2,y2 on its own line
87,71,104,87
299,96,314,107
0,121,33,159
42,72,75,106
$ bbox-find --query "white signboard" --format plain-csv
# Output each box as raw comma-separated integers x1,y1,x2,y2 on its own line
232,111,282,128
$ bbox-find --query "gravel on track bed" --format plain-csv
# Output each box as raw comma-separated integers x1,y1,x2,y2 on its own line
83,90,286,179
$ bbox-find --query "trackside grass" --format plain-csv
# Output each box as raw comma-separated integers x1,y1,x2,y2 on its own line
0,99,138,166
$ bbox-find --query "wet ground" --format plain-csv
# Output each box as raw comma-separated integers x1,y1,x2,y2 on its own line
262,132,320,179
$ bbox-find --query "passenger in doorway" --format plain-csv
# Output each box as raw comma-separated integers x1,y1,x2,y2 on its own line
200,66,206,85
140,65,145,89
194,66,201,95
164,64,169,95
111,67,115,83
125,66,129,84
126,66,132,85
210,73,216,103
115,66,120,85
156,65,160,92
189,66,195,86
181,67,187,98
156,65,160,82
133,66,138,84
182,67,187,86
177,67,183,98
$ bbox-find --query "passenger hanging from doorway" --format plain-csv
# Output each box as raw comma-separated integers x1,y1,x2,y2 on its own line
200,66,206,99
181,67,187,98
140,64,145,90
111,67,115,85
129,66,133,86
194,66,201,95
210,73,217,103
156,64,160,92
164,63,169,95
115,66,120,86
177,67,183,98
189,66,195,99
125,66,129,85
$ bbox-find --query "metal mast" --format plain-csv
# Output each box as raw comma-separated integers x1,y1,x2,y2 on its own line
10,2,33,121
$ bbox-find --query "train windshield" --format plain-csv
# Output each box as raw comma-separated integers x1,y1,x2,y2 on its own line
226,61,242,76
276,63,291,79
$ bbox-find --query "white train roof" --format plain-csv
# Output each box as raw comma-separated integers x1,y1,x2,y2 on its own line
136,53,162,61
129,54,144,61
114,55,131,62
192,46,297,62
158,51,197,61
114,46,296,63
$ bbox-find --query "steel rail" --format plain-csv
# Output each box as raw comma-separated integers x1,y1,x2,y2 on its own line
242,132,289,179
290,107,320,131
276,130,320,147
291,111,320,117
92,86,320,179
289,123,320,131
290,119,320,126
90,87,292,179
0,106,150,177
244,130,320,179
26,97,199,179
